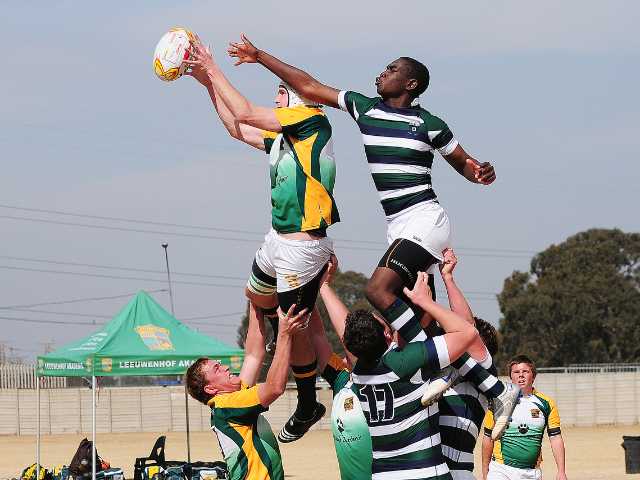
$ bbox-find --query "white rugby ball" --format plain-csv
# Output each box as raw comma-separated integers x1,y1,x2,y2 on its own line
154,28,194,82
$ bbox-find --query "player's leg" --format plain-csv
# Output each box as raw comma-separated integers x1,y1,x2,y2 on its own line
366,238,438,344
276,263,328,443
270,234,333,442
246,252,280,355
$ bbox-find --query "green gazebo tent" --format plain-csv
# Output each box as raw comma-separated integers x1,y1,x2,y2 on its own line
36,290,245,477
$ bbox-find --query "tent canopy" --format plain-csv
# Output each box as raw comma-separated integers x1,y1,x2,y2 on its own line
37,290,244,377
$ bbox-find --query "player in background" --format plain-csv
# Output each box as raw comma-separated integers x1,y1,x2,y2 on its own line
435,249,509,480
482,355,567,480
227,35,497,398
184,304,307,480
185,34,339,442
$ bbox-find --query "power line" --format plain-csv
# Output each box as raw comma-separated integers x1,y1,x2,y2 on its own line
0,290,165,309
0,265,246,288
0,255,248,281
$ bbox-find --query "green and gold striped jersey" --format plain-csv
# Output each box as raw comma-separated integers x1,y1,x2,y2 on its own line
208,382,283,480
263,106,339,234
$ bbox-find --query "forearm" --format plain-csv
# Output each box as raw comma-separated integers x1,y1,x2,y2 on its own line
261,331,293,402
254,50,339,107
442,275,473,323
549,435,567,479
481,435,494,480
319,284,349,338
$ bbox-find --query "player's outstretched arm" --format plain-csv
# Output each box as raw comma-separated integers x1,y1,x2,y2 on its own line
228,33,341,108
187,34,281,133
185,39,265,150
238,302,267,387
444,144,496,185
257,305,308,407
403,272,479,362
549,434,568,480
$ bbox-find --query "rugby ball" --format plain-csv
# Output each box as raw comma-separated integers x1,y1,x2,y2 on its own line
154,28,194,81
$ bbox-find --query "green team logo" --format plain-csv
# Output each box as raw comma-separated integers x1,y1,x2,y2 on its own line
135,324,174,350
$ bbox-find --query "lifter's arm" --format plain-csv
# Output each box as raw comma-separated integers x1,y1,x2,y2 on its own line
228,34,341,108
549,434,568,480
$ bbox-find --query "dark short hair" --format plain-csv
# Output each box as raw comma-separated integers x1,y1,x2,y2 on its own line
507,354,537,378
184,357,214,405
475,317,500,357
343,308,389,365
400,57,430,97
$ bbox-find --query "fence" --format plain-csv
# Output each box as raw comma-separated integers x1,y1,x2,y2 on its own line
2,369,640,435
0,365,66,389
0,384,333,436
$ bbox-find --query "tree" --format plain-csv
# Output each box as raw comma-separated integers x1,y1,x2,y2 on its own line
236,269,370,381
495,228,640,371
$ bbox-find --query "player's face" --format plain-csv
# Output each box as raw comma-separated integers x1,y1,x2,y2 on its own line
202,359,242,395
274,87,288,108
376,59,411,99
510,362,535,395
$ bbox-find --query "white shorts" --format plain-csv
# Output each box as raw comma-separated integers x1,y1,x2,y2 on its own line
386,201,451,273
487,461,541,480
251,228,334,293
451,470,478,480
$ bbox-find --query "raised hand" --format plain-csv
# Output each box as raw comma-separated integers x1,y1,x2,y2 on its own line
466,158,496,185
184,34,216,86
228,33,259,66
439,248,457,277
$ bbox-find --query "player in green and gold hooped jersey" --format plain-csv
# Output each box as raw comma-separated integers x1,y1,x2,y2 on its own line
184,303,307,480
185,34,338,442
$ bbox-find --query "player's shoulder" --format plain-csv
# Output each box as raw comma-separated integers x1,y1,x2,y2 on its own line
342,91,380,111
532,389,557,409
416,106,449,127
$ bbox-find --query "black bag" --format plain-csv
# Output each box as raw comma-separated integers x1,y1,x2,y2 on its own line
68,438,105,480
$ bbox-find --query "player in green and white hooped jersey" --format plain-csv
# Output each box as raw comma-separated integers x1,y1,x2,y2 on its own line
305,256,376,480
227,34,496,345
482,355,567,480
344,272,480,480
186,35,338,441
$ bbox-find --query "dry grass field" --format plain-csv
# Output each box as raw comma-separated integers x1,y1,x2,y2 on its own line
1,425,639,480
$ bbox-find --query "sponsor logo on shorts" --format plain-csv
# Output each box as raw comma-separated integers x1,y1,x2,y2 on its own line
344,396,354,411
412,235,423,243
390,259,414,284
531,409,540,418
286,274,300,288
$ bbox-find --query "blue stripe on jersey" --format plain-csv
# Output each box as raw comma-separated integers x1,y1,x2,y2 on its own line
373,175,432,192
367,152,435,167
373,453,448,472
374,424,439,451
381,190,438,217
359,122,431,144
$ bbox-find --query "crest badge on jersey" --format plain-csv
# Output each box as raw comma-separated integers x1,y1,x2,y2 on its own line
344,396,354,411
531,409,540,418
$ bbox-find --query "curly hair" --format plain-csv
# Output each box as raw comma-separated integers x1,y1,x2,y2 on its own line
400,57,430,97
184,357,214,405
507,354,537,378
475,317,501,357
343,308,389,365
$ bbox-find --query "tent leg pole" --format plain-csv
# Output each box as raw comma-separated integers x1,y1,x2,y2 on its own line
37,378,40,480
185,386,191,463
92,375,96,480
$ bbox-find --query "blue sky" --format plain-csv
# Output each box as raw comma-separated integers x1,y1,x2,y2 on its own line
1,1,639,362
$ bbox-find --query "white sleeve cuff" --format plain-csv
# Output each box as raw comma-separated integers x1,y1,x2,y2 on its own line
337,91,348,112
438,137,458,156
433,335,451,369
